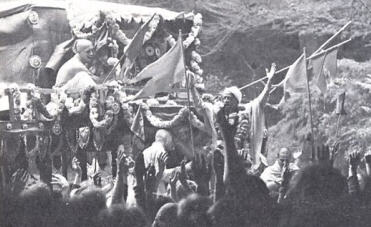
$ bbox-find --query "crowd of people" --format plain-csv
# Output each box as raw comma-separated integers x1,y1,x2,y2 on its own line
2,77,371,227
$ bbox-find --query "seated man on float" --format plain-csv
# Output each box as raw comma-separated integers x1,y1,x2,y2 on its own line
260,147,298,196
55,39,99,92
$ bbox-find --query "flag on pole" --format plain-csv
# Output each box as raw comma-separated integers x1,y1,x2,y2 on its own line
132,33,185,99
131,105,145,141
119,14,156,81
274,53,307,107
284,53,308,94
311,48,338,94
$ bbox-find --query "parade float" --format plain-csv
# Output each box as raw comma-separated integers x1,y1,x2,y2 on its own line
0,0,209,184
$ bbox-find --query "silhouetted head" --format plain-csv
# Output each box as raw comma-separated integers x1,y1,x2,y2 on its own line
98,204,147,227
152,203,178,227
177,194,212,227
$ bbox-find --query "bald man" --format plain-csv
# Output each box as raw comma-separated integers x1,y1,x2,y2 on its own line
142,129,176,194
55,39,98,91
260,148,299,194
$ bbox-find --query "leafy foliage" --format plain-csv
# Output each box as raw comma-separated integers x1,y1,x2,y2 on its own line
268,59,371,173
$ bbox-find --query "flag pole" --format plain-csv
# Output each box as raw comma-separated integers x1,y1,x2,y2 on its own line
179,29,196,158
239,22,352,91
269,38,351,95
304,48,316,155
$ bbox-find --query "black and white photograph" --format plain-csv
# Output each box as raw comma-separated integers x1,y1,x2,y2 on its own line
0,0,370,226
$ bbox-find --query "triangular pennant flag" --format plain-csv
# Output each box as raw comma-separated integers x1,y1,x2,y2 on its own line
132,33,185,99
130,105,145,141
284,53,307,95
311,48,338,94
119,14,156,81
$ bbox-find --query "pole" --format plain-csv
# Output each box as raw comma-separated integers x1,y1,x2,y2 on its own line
179,30,196,158
312,21,352,56
268,38,351,94
102,53,126,83
335,115,342,138
304,48,316,155
239,22,352,91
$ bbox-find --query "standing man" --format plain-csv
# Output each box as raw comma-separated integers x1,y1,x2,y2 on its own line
221,63,276,166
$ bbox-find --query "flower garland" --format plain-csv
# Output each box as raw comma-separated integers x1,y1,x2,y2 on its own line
143,106,187,128
166,13,203,82
142,104,206,131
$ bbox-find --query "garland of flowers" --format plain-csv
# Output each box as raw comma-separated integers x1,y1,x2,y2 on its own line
78,127,90,149
142,104,206,131
166,13,204,82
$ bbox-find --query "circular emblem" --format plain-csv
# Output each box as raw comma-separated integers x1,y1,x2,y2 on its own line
145,45,155,56
112,102,120,114
6,123,12,130
28,11,39,25
52,122,62,135
155,47,161,57
29,55,42,69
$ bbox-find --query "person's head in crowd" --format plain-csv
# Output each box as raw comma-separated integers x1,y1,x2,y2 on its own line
152,195,175,221
175,180,197,200
17,183,53,227
155,129,175,151
177,194,212,227
68,186,106,227
208,198,245,227
221,86,241,113
277,147,292,168
73,39,95,65
152,203,178,227
98,204,147,227
282,164,353,227
286,164,347,203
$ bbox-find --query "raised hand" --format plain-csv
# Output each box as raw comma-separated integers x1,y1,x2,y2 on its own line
71,157,82,176
179,160,188,185
349,151,361,173
117,148,129,176
145,164,157,193
157,152,168,179
277,161,291,203
51,174,69,191
330,142,340,165
170,171,179,188
266,63,277,80
216,107,238,137
213,148,224,179
10,169,29,195
191,154,212,195
93,172,102,187
134,152,146,180
281,161,291,188
365,151,371,177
